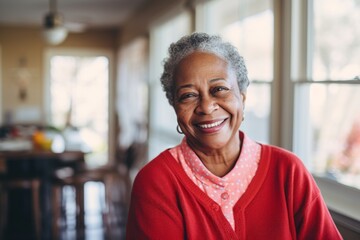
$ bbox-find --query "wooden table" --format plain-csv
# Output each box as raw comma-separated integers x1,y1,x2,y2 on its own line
0,150,85,240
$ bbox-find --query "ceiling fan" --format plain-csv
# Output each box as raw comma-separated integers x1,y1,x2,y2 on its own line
42,0,86,45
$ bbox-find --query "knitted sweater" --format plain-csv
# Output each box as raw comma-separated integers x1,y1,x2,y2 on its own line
126,144,342,240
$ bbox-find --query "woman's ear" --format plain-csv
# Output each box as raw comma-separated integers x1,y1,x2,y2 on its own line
241,92,247,105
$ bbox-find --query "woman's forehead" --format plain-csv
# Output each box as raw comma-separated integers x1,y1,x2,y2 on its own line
179,51,226,64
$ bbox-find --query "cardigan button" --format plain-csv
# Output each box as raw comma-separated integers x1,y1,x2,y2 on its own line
221,192,229,200
211,203,220,211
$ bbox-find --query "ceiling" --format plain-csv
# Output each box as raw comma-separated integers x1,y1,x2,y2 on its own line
0,0,148,30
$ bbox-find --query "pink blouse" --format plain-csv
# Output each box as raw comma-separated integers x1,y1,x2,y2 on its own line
169,132,261,229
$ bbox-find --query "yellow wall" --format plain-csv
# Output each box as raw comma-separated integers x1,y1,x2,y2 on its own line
0,0,184,125
0,25,118,124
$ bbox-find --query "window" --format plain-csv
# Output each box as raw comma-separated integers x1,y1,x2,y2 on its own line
45,50,112,166
196,0,273,143
148,11,192,160
293,0,360,189
292,0,360,219
311,0,359,81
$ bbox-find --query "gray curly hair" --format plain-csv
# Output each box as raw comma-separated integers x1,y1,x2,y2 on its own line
160,32,250,106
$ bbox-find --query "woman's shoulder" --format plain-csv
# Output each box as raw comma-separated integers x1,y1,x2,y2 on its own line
137,149,175,176
261,143,298,157
131,149,180,193
259,143,319,189
260,143,300,160
259,143,306,171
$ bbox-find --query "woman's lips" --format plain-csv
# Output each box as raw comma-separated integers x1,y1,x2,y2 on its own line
197,119,224,129
196,119,227,133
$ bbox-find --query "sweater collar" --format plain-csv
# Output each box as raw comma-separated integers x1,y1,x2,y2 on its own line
179,131,259,188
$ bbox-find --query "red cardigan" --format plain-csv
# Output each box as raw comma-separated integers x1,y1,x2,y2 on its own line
126,144,342,240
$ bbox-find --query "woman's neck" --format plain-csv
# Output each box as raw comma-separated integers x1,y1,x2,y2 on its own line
191,137,241,177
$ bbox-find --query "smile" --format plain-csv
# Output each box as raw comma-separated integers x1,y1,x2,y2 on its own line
197,119,225,129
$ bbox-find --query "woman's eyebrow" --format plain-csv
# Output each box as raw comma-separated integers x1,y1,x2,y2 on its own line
209,78,226,83
176,84,194,93
176,78,227,92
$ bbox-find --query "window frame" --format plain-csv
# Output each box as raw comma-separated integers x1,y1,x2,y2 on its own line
290,0,360,221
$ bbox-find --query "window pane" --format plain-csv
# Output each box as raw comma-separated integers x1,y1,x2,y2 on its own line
296,84,360,189
50,56,109,166
149,82,179,156
199,0,274,82
221,10,273,82
241,83,271,143
311,0,360,80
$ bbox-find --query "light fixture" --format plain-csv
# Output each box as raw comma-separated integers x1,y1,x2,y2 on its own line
42,0,68,45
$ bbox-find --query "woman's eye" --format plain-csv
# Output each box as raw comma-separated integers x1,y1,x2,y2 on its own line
212,86,229,94
178,93,197,102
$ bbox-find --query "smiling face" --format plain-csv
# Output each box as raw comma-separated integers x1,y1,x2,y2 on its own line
173,51,246,153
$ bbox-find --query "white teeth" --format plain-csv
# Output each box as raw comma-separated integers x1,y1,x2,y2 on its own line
198,120,224,129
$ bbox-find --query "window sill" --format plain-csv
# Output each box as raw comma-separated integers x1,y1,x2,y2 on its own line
330,209,360,237
314,175,360,221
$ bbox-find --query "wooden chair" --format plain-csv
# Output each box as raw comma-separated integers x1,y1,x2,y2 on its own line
51,164,131,239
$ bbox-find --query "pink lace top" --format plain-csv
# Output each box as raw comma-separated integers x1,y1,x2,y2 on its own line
169,132,261,229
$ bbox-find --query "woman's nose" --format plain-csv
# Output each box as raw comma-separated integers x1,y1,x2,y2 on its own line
195,96,218,114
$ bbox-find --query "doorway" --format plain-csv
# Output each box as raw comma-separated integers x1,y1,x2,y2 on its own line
45,49,112,166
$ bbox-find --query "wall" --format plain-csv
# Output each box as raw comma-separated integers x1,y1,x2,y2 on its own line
0,25,118,125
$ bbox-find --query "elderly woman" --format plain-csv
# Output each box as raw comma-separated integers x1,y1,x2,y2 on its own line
126,33,342,239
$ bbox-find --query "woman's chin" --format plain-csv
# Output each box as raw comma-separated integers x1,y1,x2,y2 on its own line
193,133,236,152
